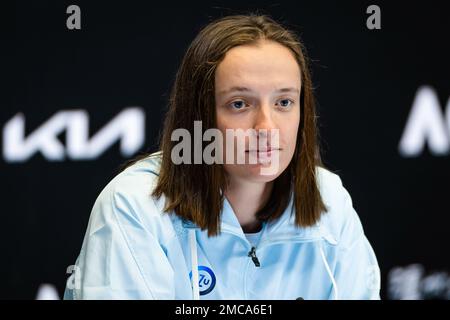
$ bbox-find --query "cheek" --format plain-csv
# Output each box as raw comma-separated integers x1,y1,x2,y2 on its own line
279,125,299,169
215,112,233,158
216,109,236,132
217,112,250,131
280,114,300,148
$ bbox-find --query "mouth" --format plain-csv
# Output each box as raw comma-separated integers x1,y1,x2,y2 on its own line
245,148,281,163
245,147,281,153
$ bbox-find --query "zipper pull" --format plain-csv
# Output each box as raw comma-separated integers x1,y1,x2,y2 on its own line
248,246,260,267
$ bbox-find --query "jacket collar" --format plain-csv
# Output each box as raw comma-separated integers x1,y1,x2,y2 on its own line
182,194,337,245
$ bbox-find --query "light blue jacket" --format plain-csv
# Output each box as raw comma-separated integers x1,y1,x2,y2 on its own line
64,151,381,300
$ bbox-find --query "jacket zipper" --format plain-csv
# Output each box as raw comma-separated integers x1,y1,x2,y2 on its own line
220,227,326,299
221,226,322,262
242,237,323,299
247,246,260,267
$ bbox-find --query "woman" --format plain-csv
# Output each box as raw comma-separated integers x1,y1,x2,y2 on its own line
64,14,380,300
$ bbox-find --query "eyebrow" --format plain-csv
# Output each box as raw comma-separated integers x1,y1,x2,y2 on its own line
218,86,300,95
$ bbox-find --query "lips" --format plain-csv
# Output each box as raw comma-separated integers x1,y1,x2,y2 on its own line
245,148,281,153
245,148,281,165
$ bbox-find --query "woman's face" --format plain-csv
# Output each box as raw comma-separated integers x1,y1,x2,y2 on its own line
215,39,301,183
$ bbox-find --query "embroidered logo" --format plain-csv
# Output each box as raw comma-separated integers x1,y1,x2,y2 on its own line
189,266,216,295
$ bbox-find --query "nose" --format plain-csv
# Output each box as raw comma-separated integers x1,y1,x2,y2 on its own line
253,103,278,143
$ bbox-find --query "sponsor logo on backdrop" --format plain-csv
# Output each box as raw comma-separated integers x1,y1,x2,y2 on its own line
399,86,450,157
388,264,450,300
35,284,60,300
2,107,145,162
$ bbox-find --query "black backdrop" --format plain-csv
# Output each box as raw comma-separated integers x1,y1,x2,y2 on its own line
3,0,449,299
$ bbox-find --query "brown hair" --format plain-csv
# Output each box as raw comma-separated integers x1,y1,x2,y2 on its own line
145,14,328,236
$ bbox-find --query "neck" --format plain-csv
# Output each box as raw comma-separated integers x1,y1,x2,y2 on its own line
224,177,273,233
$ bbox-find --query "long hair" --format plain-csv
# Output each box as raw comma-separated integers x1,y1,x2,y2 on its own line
142,14,328,236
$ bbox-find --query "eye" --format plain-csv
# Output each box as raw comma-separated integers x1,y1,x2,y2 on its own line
229,100,247,110
276,98,294,109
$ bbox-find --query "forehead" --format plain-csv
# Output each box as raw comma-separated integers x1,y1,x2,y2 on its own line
215,40,301,93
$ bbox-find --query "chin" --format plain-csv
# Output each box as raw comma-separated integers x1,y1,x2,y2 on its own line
242,163,284,182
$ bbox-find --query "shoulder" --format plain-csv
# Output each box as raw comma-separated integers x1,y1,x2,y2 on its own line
88,151,175,239
315,166,365,248
110,151,162,199
100,151,162,211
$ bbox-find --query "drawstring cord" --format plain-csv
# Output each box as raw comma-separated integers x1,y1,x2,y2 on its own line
319,241,339,300
189,229,200,300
